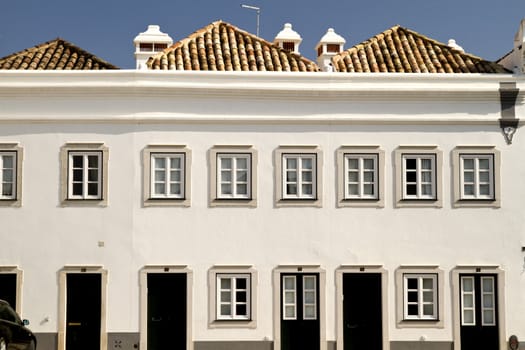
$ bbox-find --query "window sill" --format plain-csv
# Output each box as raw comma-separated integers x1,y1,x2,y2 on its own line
338,198,383,208
453,199,500,208
396,199,442,208
209,319,256,329
397,319,443,329
61,199,107,207
276,198,322,208
144,198,190,207
0,199,21,207
210,198,257,208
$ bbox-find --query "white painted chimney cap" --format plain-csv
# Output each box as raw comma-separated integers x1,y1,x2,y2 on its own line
274,23,302,41
318,28,346,45
448,39,464,52
134,25,173,44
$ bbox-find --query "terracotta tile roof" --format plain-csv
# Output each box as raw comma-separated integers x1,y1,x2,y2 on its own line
333,25,508,73
0,38,118,70
147,21,319,72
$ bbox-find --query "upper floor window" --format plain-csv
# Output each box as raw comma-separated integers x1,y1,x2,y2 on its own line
150,153,185,199
274,146,323,207
217,154,251,199
403,274,437,320
68,152,102,199
60,143,108,206
0,152,17,200
344,154,378,199
395,146,442,208
143,145,191,207
452,146,500,208
209,146,257,207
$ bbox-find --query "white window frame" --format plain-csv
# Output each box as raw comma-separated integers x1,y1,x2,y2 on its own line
344,154,378,200
452,147,500,207
68,151,102,200
336,146,384,208
61,143,108,206
282,153,316,200
395,146,442,208
216,273,251,320
303,275,317,320
209,146,257,207
150,153,185,199
216,154,251,199
0,144,23,207
403,274,438,320
459,155,494,200
402,154,436,200
460,276,476,326
0,152,17,200
282,275,297,320
481,276,496,326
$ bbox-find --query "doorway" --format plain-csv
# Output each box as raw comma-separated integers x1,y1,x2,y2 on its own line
0,273,17,309
65,273,102,350
147,273,187,350
342,273,382,350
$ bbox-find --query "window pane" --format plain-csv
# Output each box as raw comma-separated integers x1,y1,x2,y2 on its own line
479,172,490,183
479,185,490,195
221,278,231,289
464,185,474,195
88,155,99,168
237,171,248,182
236,291,247,302
2,183,12,196
284,277,295,290
302,171,312,182
220,305,231,316
72,156,83,167
478,159,490,169
407,291,418,302
406,172,416,182
304,277,315,289
363,171,374,182
406,184,417,195
463,294,473,308
483,295,493,308
170,157,181,169
423,304,434,316
221,291,231,302
171,170,181,181
237,158,247,169
463,278,473,291
73,169,83,182
483,311,494,324
88,169,98,182
221,158,232,169
236,304,247,316
170,184,181,195
154,183,165,194
236,184,247,195
302,158,312,169
407,278,418,289
482,278,494,292
463,158,474,169
285,292,295,304
363,184,374,195
348,184,358,195
347,158,358,169
421,158,432,169
155,157,165,168
87,183,98,196
302,184,313,195
304,305,316,318
154,170,165,182
422,278,434,289
421,172,432,182
221,170,232,182
287,184,297,195
72,183,83,195
286,171,297,182
463,310,474,324
236,278,247,289
405,158,416,169
348,172,358,182
221,184,232,195
423,291,433,302
2,170,13,182
363,158,374,169
421,184,432,195
407,304,418,315
463,172,474,183
285,306,295,318
2,156,13,168
286,158,297,169
304,292,315,304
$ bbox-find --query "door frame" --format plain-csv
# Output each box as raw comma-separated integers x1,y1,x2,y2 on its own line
451,266,505,350
0,266,23,314
58,266,108,350
139,265,193,350
272,265,326,350
335,266,389,350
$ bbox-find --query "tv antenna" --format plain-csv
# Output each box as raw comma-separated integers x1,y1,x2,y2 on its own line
240,4,261,37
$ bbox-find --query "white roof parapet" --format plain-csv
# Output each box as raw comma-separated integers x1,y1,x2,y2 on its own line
316,28,346,48
274,23,302,41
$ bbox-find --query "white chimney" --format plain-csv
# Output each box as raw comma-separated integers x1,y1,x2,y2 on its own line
133,25,173,70
447,39,464,52
274,23,303,54
499,18,525,74
316,28,345,72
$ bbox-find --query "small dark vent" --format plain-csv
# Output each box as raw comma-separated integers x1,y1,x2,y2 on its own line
282,42,295,52
327,44,340,53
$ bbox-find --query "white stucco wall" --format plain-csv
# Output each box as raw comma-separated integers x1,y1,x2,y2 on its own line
0,71,523,346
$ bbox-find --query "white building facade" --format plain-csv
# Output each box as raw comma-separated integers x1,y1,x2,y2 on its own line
0,21,524,350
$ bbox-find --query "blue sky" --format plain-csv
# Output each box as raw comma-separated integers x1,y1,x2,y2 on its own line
1,0,525,69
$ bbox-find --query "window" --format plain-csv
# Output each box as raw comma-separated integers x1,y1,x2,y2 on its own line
209,146,257,207
395,146,442,208
403,274,437,320
275,146,322,207
208,266,257,328
143,145,191,207
68,152,102,199
216,154,251,199
337,146,384,207
0,144,22,207
216,274,251,320
395,266,444,328
452,147,500,208
60,143,108,206
150,153,185,199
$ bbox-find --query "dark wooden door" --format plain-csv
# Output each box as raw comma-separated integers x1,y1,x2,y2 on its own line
0,274,17,309
281,273,320,350
343,273,382,350
147,273,187,350
66,273,101,350
460,274,499,350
